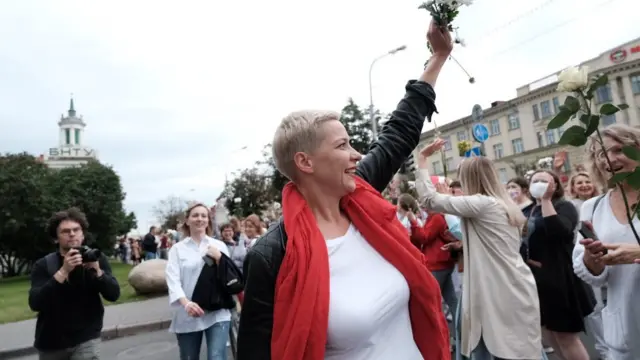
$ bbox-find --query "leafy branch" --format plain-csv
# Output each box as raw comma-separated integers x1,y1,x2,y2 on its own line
546,71,639,244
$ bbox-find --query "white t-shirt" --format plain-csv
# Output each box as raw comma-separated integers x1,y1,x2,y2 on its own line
324,224,422,360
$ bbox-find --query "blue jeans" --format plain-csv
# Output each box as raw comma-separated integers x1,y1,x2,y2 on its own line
176,321,230,360
432,267,459,319
145,252,156,260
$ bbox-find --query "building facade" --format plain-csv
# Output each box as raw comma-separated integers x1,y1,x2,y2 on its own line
417,37,640,184
44,98,98,169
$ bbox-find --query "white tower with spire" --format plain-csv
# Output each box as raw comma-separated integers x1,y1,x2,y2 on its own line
45,96,98,169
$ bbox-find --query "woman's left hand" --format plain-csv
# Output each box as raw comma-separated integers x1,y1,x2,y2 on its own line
418,138,446,169
435,182,450,194
206,245,222,261
602,243,640,265
541,181,556,201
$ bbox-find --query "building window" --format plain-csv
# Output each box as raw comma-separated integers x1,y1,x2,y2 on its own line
552,97,560,113
65,129,70,145
558,127,565,139
456,130,468,142
444,136,452,151
74,129,80,145
631,75,640,94
540,100,552,118
595,83,612,104
445,157,454,172
508,113,520,130
546,129,556,145
537,132,544,147
489,119,500,136
433,161,442,174
602,114,616,126
532,104,540,121
498,168,508,184
512,138,524,154
493,143,504,159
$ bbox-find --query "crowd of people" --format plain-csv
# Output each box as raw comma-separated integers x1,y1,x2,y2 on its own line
26,16,640,360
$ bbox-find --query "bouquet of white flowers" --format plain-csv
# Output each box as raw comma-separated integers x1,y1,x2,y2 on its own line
419,0,472,45
420,0,475,83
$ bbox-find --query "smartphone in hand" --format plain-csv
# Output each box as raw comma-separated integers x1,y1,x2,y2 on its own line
578,221,607,255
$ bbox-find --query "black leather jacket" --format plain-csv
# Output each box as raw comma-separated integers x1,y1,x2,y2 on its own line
236,80,438,360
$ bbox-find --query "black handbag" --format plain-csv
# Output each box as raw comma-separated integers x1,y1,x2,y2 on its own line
191,253,244,311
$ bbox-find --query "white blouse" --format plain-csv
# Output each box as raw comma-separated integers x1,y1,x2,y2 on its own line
165,236,231,334
573,192,640,360
324,224,422,360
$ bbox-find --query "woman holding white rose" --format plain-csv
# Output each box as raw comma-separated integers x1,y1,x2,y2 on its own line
416,139,543,360
572,124,640,360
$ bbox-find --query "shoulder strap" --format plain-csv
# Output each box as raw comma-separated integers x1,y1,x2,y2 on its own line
44,252,60,276
591,194,605,218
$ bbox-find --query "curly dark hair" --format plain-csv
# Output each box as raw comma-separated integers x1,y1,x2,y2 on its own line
47,207,89,239
219,222,234,232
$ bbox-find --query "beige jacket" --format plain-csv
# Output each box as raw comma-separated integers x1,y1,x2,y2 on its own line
416,169,541,359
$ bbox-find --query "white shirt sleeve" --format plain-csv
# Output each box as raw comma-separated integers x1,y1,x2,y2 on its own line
165,246,186,306
415,168,494,218
572,197,609,287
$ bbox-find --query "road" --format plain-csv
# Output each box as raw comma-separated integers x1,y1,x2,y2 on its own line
13,328,597,360
14,330,233,360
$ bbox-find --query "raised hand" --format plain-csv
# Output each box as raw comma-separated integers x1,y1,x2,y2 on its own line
426,19,453,57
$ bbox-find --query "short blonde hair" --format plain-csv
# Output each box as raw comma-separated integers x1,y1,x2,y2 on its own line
586,124,640,190
568,171,598,198
272,110,341,180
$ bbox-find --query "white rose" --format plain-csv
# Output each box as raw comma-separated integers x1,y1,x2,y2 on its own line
556,66,589,92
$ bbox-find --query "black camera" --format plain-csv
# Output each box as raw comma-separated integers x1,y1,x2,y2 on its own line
74,246,101,263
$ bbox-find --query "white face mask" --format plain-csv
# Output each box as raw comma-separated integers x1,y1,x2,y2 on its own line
529,182,549,199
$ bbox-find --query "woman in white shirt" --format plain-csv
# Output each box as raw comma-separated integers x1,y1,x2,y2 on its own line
572,124,640,360
416,140,543,360
166,202,232,360
566,171,608,359
237,19,452,360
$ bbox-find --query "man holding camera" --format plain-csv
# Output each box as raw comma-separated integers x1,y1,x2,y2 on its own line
29,208,120,360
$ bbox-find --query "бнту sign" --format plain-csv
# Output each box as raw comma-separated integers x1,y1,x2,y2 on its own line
49,147,95,158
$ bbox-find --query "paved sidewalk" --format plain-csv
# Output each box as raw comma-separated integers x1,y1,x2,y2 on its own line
0,296,171,359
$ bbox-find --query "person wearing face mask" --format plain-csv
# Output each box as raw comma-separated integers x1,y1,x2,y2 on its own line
522,170,594,360
507,177,533,210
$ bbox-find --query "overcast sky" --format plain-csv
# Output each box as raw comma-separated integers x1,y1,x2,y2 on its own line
0,0,637,231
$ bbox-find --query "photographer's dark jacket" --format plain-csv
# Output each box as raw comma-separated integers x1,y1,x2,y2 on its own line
236,80,437,360
28,252,120,351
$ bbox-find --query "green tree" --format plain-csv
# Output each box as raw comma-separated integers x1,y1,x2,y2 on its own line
0,156,128,276
340,99,375,155
116,210,138,235
0,153,55,276
224,167,271,217
257,144,289,203
152,195,188,230
47,160,127,254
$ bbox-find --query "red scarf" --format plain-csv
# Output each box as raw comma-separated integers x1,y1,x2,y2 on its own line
272,176,449,360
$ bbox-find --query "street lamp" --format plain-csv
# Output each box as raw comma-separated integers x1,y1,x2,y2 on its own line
369,45,407,141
